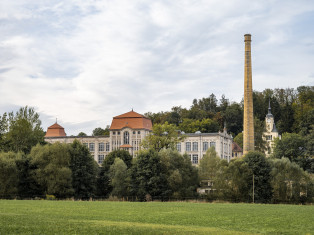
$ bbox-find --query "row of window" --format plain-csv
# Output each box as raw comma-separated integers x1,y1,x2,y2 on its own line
177,141,216,152
112,131,141,135
83,143,110,152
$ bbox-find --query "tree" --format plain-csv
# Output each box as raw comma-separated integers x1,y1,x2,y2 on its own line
223,103,243,136
234,132,243,149
141,122,185,152
159,149,198,199
77,132,87,137
0,152,21,198
109,158,128,198
130,149,169,201
2,106,45,154
97,149,132,197
270,158,311,203
92,127,109,136
244,151,272,203
224,158,251,202
198,147,221,180
69,140,98,199
254,117,266,152
29,143,73,198
198,147,228,200
179,118,219,133
272,132,312,172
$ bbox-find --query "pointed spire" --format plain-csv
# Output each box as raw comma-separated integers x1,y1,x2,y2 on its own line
268,98,272,115
223,121,227,133
56,118,58,123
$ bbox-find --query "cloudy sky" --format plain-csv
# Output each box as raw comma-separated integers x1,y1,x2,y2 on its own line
0,0,313,135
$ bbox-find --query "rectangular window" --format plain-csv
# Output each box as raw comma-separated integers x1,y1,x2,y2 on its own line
192,154,199,164
98,142,104,152
210,142,216,149
192,142,198,151
118,131,120,135
98,155,104,164
266,135,272,140
203,142,208,151
176,143,181,152
89,143,95,152
186,142,191,151
106,143,110,152
138,131,141,134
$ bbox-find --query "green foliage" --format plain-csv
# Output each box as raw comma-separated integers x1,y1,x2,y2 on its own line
130,149,169,201
254,117,266,152
0,152,21,198
109,158,128,198
159,149,199,199
198,147,220,180
272,132,313,172
92,127,109,136
0,106,45,154
45,194,56,200
224,158,251,202
77,132,87,137
244,151,272,203
141,122,185,152
97,149,132,197
223,103,243,136
29,143,74,198
178,118,219,133
270,158,312,203
233,132,243,149
69,140,98,199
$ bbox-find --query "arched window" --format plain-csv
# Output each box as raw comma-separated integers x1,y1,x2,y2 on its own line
124,131,129,145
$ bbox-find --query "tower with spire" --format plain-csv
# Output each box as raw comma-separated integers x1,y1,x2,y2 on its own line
263,100,280,156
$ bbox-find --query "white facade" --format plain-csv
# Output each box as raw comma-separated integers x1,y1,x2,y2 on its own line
45,129,233,165
177,130,233,165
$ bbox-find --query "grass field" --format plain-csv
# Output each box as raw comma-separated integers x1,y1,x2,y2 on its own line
0,200,313,234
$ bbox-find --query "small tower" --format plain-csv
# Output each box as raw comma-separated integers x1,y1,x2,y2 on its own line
263,100,279,156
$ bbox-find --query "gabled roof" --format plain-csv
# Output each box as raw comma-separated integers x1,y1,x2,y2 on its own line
232,142,243,152
114,111,145,118
45,122,66,137
110,110,152,130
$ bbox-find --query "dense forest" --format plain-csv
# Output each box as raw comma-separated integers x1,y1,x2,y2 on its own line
145,86,314,150
145,86,313,136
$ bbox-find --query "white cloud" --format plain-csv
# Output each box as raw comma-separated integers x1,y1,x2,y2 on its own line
0,0,313,134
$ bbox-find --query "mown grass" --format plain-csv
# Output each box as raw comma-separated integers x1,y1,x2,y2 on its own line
0,200,313,234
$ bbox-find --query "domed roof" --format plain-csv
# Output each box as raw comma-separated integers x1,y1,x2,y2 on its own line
45,122,66,137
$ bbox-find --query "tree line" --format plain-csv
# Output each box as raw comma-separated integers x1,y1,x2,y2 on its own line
0,85,313,202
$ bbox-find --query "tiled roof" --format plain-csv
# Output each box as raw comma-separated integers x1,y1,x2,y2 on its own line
110,110,152,130
45,122,66,137
114,111,145,118
120,144,133,148
232,142,243,152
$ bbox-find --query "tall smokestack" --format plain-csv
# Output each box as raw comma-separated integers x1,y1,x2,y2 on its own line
243,34,254,154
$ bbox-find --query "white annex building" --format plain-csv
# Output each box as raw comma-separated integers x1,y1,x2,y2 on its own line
44,110,234,165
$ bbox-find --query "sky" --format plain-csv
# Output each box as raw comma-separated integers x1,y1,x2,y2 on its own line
0,0,314,135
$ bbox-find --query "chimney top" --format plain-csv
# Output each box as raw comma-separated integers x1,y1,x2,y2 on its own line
244,34,251,42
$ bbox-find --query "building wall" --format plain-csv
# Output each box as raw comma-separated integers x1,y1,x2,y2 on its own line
45,130,233,165
177,131,233,165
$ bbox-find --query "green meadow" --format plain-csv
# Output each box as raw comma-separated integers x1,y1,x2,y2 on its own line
0,200,313,234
